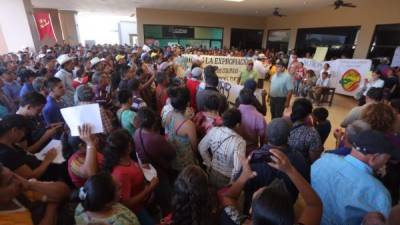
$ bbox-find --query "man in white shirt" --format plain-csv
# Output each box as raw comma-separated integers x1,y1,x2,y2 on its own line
253,54,267,88
198,108,246,189
310,71,330,105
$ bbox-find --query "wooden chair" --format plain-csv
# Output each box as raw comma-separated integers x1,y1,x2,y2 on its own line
320,87,336,106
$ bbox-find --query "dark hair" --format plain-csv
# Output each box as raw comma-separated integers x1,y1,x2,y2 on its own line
0,114,27,137
156,71,168,85
71,173,116,212
103,129,132,173
46,77,62,90
118,90,132,104
238,88,254,105
17,69,36,83
251,181,294,225
172,165,210,225
204,94,220,112
137,107,156,129
128,78,140,91
244,79,257,92
312,107,329,122
205,73,219,87
290,98,313,122
373,70,383,77
306,69,316,77
366,87,383,101
390,99,400,113
324,63,330,68
136,68,144,77
222,108,241,128
169,87,190,112
20,92,46,107
32,77,47,92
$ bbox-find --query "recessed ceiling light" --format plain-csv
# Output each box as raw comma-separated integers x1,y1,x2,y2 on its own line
224,0,245,2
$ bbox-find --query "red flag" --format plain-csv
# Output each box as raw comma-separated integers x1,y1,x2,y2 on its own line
33,12,57,41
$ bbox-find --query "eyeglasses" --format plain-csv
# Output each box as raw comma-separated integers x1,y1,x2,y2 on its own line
248,63,254,66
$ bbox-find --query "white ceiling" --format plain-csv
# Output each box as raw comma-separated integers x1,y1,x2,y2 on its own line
31,0,346,16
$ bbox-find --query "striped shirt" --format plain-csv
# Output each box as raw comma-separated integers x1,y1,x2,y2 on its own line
198,126,246,179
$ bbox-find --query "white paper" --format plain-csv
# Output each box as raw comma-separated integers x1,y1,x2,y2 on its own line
391,46,400,67
135,152,158,181
141,164,157,182
60,103,104,136
35,140,65,164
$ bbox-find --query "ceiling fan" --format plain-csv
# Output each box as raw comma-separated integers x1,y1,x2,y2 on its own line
273,8,287,17
333,0,357,9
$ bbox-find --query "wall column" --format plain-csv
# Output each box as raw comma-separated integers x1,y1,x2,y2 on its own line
59,10,79,45
0,0,39,53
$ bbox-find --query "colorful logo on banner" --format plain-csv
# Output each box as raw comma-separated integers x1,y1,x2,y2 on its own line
340,69,361,92
33,12,57,41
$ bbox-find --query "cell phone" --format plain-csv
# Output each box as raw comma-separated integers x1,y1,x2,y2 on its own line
251,151,272,163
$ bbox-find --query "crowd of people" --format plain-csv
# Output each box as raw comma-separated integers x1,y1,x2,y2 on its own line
0,43,399,225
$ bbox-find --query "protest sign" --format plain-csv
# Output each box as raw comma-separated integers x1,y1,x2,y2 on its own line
313,47,329,62
61,103,104,136
183,54,247,82
332,59,372,96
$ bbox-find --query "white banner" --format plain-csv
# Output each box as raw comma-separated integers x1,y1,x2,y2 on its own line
298,58,371,96
183,54,247,82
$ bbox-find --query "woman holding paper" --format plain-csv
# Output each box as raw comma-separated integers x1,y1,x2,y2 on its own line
134,107,176,215
0,114,63,181
67,124,104,188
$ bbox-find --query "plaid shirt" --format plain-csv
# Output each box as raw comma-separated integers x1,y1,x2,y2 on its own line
78,101,114,134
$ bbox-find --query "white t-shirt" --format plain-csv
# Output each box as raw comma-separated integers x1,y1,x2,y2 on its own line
254,60,266,79
363,79,385,95
320,69,331,78
316,77,330,87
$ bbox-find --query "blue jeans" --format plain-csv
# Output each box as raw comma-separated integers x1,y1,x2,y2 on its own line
137,208,156,225
294,80,302,96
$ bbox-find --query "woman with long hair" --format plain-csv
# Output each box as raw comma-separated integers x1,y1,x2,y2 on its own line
72,173,140,225
161,165,211,225
164,87,198,172
103,129,158,225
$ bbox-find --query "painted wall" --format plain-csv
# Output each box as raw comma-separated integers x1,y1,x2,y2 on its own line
264,0,400,58
0,0,37,53
59,10,79,45
0,25,8,54
136,8,266,48
118,21,137,45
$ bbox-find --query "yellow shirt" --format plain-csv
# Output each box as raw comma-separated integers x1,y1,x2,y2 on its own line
268,65,277,78
0,200,33,225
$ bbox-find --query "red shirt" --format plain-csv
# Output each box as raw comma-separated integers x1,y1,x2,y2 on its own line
156,85,168,115
67,151,104,188
186,79,201,110
72,76,89,89
111,161,145,213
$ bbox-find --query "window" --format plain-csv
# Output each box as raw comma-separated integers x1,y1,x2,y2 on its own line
295,26,360,60
266,29,290,53
143,25,223,49
367,24,400,63
230,28,263,49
